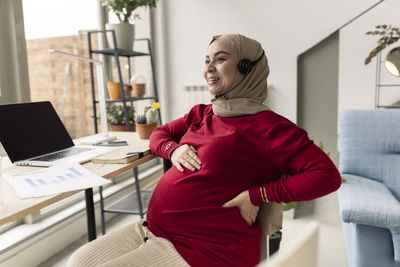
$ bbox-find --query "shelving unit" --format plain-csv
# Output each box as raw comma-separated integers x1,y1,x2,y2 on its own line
87,30,162,131
87,30,162,234
375,51,400,109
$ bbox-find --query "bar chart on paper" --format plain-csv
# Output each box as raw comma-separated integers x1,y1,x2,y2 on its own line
4,163,110,198
24,167,84,187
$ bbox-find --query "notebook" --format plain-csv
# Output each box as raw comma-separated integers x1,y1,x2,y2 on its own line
91,148,150,164
0,101,114,167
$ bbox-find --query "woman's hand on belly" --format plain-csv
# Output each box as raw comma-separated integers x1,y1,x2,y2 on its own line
170,144,202,172
222,190,259,226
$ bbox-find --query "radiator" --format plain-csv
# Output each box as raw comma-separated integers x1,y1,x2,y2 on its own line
183,85,210,112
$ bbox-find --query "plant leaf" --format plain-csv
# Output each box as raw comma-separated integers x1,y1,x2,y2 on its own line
283,202,298,211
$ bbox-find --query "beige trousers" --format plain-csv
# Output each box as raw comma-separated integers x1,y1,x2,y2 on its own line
67,219,189,267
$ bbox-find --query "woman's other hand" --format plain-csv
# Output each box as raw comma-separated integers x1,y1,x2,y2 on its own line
170,144,201,172
222,190,259,226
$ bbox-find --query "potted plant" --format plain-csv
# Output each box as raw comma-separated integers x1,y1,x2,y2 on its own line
364,24,400,65
130,74,146,97
101,0,158,50
106,103,136,131
107,81,122,99
136,102,159,139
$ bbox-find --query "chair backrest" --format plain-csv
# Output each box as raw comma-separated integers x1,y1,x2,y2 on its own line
339,109,400,198
258,203,283,262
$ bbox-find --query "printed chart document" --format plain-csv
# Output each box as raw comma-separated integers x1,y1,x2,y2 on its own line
4,162,110,198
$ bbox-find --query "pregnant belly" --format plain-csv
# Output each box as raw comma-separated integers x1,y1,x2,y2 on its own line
148,167,233,210
146,169,262,266
147,204,257,260
146,170,257,244
147,205,261,266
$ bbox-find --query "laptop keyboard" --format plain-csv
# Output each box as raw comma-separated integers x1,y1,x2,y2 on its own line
31,147,93,162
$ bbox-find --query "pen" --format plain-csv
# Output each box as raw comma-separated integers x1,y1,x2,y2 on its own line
109,141,127,144
94,141,128,146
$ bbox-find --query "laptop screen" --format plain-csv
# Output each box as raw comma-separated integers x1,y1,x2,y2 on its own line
0,101,74,162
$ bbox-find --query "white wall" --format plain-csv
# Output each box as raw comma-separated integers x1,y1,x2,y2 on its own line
153,0,385,123
339,0,400,112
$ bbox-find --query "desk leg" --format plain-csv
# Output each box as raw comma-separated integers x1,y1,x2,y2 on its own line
85,188,97,241
133,167,144,218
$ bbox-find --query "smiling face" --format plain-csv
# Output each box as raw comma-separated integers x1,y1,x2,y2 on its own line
203,40,237,97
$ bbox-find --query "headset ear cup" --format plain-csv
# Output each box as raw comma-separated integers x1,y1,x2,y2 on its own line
238,50,265,75
238,59,253,75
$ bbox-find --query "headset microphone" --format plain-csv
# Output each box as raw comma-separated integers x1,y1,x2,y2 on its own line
215,75,245,99
215,50,265,99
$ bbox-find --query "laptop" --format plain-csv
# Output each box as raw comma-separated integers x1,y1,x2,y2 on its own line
0,101,114,167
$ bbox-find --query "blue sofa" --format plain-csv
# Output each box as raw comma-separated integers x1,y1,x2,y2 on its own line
338,109,400,267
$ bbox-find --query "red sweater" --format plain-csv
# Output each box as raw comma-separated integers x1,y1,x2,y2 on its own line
148,104,340,266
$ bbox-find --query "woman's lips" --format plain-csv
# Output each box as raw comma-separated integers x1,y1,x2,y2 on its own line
207,77,220,85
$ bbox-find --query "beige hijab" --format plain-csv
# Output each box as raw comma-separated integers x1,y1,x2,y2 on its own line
209,34,282,235
210,34,270,117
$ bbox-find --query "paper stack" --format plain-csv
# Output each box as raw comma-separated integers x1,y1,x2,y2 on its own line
4,162,111,198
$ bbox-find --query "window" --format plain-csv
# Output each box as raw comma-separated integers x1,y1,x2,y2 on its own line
23,0,99,139
0,0,158,240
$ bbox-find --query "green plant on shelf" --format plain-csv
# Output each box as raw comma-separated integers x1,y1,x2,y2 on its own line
136,102,159,124
106,103,135,125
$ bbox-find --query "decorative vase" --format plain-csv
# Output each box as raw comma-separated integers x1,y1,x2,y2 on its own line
107,81,121,99
132,83,145,97
106,23,135,50
130,74,146,97
136,123,157,139
110,124,135,132
124,84,132,97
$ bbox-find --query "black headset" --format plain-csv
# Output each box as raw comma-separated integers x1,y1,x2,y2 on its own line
215,50,265,99
237,50,265,75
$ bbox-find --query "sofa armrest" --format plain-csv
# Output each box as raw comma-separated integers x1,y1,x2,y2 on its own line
338,174,400,262
338,174,400,228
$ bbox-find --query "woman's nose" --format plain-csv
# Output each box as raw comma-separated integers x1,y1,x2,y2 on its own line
206,62,216,72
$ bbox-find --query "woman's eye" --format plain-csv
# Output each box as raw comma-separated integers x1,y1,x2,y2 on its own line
205,57,225,65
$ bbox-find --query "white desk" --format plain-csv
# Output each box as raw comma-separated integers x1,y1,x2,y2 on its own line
0,132,155,241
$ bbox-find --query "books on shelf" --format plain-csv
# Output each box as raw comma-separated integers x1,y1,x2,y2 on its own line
91,147,151,164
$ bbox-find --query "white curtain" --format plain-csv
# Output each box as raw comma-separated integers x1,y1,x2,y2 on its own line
0,0,30,104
